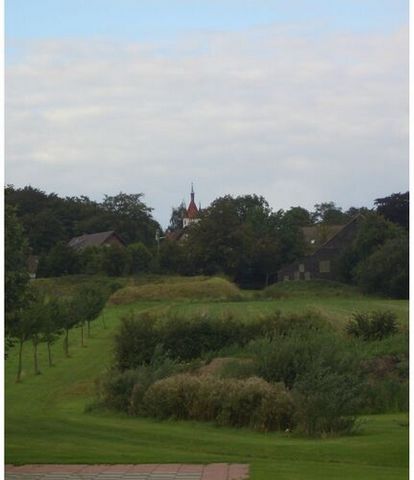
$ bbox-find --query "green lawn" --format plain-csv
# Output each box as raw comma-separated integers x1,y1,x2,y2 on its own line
5,292,408,480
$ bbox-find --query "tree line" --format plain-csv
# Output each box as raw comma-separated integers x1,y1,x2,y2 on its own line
160,193,408,293
5,186,160,254
6,186,409,295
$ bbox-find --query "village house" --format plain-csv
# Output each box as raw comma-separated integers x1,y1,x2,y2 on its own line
278,215,363,282
68,231,126,251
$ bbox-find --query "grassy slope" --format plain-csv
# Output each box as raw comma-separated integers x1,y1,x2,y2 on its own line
5,286,408,480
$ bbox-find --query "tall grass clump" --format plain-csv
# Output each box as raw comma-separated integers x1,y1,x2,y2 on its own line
346,311,398,341
141,374,295,432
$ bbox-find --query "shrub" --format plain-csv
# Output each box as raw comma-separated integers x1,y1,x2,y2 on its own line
346,311,398,341
114,311,257,367
128,242,153,274
101,246,131,277
251,330,357,389
293,367,363,436
354,236,408,299
114,313,161,370
360,377,408,414
143,374,201,420
100,354,183,414
259,310,332,340
215,377,294,431
141,374,295,431
100,369,143,411
161,313,250,361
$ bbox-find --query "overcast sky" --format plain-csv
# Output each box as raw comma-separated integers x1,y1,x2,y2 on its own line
5,0,408,227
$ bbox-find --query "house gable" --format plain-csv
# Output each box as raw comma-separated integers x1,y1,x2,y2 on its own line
278,215,363,282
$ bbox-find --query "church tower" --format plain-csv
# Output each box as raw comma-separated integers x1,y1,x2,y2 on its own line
183,184,200,228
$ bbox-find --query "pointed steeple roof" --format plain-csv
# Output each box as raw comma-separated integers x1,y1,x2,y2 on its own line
187,183,199,219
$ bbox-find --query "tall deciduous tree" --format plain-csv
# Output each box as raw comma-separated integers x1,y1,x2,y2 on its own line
5,206,30,351
311,202,350,225
374,192,409,229
168,201,187,232
102,192,159,245
185,195,293,286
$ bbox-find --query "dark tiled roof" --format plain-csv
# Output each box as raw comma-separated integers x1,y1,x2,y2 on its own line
68,231,123,250
187,199,199,219
302,224,345,253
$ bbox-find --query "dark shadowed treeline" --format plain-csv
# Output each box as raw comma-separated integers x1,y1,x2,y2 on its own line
5,185,161,253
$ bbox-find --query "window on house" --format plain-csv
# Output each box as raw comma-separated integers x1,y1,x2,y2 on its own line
299,264,305,272
319,260,331,273
304,272,311,280
294,271,300,280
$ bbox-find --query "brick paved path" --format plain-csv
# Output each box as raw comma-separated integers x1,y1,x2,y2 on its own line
5,464,249,480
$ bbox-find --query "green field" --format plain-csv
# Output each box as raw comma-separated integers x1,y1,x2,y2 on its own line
5,279,409,480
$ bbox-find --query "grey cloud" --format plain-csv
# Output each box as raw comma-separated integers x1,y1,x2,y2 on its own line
6,26,408,226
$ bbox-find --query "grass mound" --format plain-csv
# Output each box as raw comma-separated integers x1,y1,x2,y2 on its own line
33,274,129,297
262,280,360,299
109,277,242,304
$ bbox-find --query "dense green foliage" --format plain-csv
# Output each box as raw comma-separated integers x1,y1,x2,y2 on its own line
5,276,408,478
5,186,160,254
346,311,398,341
107,304,407,436
374,192,409,229
355,236,408,298
338,214,408,298
177,195,305,286
5,206,30,341
142,375,295,431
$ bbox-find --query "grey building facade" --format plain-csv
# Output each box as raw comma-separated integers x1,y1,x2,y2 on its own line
277,215,363,282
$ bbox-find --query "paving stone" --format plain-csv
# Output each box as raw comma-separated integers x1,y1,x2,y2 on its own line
5,464,249,480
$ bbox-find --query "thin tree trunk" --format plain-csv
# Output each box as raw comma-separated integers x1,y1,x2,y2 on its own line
47,341,53,367
64,328,69,357
16,339,24,383
33,339,40,375
81,323,84,347
87,320,91,337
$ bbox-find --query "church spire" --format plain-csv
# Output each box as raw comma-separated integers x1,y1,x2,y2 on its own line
191,182,195,203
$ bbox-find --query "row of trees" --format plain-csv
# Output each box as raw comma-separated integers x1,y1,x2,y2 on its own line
9,285,108,382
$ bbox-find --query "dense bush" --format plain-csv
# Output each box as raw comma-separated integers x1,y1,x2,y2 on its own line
293,367,362,436
114,314,161,369
258,310,332,341
346,311,398,341
114,310,334,369
100,369,143,411
360,377,408,414
142,374,295,432
103,309,407,436
355,236,408,299
100,355,183,413
128,242,153,274
251,330,358,388
114,311,258,368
